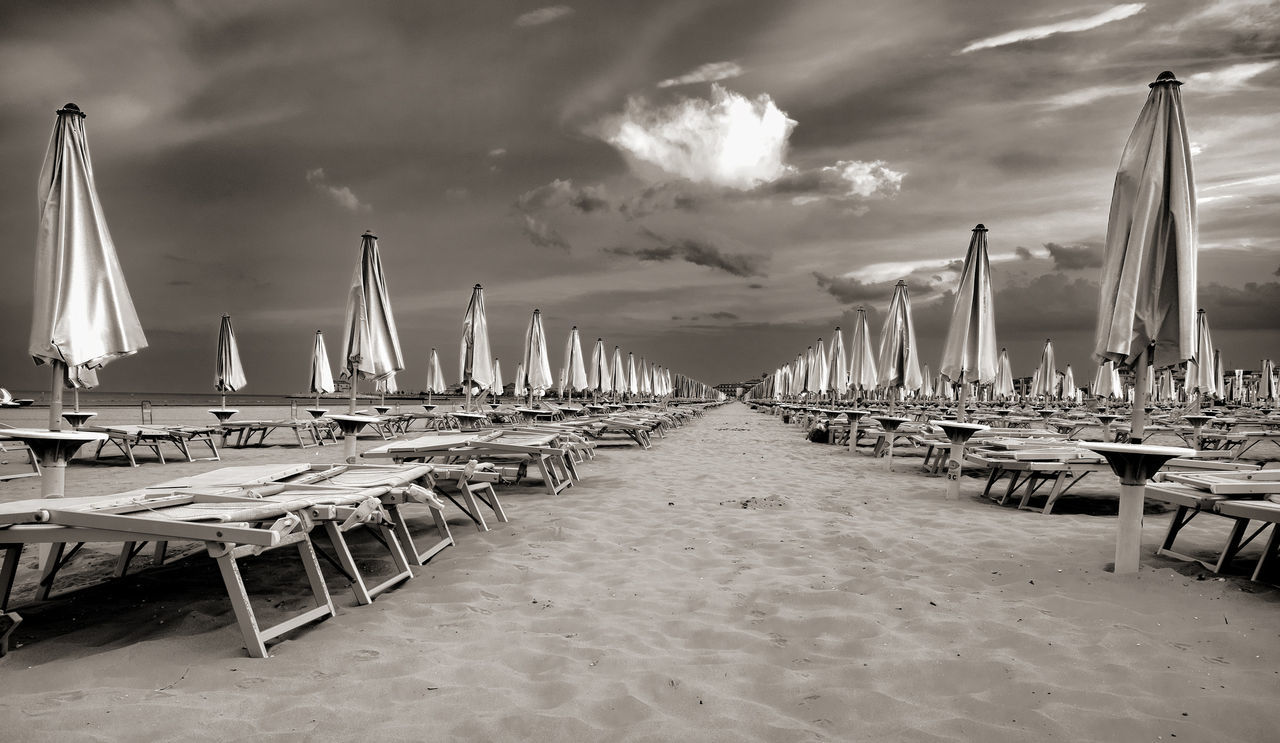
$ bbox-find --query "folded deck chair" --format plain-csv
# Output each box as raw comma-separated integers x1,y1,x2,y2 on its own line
0,490,340,658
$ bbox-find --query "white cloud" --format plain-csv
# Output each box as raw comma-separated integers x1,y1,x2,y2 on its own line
824,160,905,198
960,4,1145,54
306,168,371,212
599,84,796,189
1044,84,1130,108
657,61,744,89
515,6,573,27
1187,61,1278,91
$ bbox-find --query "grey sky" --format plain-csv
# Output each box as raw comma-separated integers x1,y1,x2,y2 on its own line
2,0,1277,393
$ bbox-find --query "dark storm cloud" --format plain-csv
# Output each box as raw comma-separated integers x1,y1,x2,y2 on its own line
608,229,767,277
516,179,610,214
1200,281,1280,330
1015,246,1034,260
1044,242,1103,270
708,311,739,320
812,272,887,304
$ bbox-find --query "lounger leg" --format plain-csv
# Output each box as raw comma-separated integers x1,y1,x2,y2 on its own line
470,482,508,523
322,522,373,605
0,545,20,610
1252,525,1278,582
387,503,454,565
34,543,67,602
214,550,270,658
1216,518,1252,573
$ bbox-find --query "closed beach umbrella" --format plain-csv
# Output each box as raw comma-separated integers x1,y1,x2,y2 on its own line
1185,308,1216,409
1031,339,1056,400
309,330,335,408
994,349,1015,400
939,224,999,419
1094,71,1197,432
340,231,405,411
1090,71,1199,575
849,307,878,395
1063,364,1077,403
215,314,247,407
589,338,611,396
491,359,503,401
611,346,626,398
810,338,829,396
512,363,526,398
827,327,848,398
921,365,934,398
522,309,554,399
425,348,447,395
564,327,589,396
31,103,147,429
877,280,923,405
626,353,639,397
459,283,493,408
1261,359,1277,402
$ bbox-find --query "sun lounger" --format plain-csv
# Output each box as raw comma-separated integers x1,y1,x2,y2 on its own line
1,488,340,658
363,429,577,497
1147,471,1278,582
0,429,41,481
87,424,221,466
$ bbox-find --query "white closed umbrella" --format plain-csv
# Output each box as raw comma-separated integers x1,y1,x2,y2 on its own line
32,103,147,433
215,314,247,409
827,327,848,399
522,309,554,401
849,307,878,397
459,283,493,410
309,330,335,410
939,224,999,420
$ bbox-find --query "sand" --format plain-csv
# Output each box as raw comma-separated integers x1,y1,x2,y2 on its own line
0,402,1277,742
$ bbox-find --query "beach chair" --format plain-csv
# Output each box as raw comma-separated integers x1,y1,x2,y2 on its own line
1148,471,1279,581
0,429,41,481
0,488,341,658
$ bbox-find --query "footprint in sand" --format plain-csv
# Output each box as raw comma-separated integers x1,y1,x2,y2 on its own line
768,632,788,647
236,677,266,689
352,649,381,661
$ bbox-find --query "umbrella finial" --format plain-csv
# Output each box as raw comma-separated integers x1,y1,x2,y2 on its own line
1150,71,1182,88
57,103,85,117
474,283,483,289
896,279,907,286
973,223,987,232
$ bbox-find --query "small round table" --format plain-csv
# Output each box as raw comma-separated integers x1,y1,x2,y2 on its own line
329,414,380,463
873,416,910,471
1080,442,1193,574
931,421,989,499
305,408,329,420
845,410,870,453
60,411,98,429
0,428,108,498
208,408,239,424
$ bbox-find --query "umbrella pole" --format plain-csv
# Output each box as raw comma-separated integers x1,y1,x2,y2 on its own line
1130,348,1149,445
73,385,80,413
49,361,64,431
957,375,969,423
221,393,227,409
466,382,472,413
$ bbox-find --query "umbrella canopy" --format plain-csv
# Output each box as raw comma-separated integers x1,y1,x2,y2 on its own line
1261,359,1277,401
512,363,526,397
31,103,147,397
921,364,935,398
827,327,848,396
215,314,247,392
459,284,493,391
626,353,639,396
1094,71,1197,368
589,338,611,393
811,338,829,395
491,359,504,397
940,224,999,385
1032,339,1057,399
876,280,923,394
376,373,398,394
564,327,589,393
610,346,626,396
994,348,1015,399
309,330,335,395
521,309,554,397
849,307,878,392
340,232,404,383
638,356,651,396
425,348,447,394
1063,364,1078,402
1185,308,1216,396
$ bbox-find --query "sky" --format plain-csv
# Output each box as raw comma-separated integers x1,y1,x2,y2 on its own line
1,0,1278,394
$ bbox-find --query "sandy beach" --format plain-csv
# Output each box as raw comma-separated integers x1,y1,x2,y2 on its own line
0,402,1274,741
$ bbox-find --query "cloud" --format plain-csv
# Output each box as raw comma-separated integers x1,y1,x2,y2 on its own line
757,160,904,201
517,179,611,214
961,4,1145,53
608,230,767,277
306,168,370,212
521,214,570,251
1187,61,1279,91
598,84,796,189
1044,84,1131,108
515,6,573,27
708,311,739,320
748,283,765,289
1044,242,1103,270
657,61,744,89
1200,281,1280,330
812,272,894,305
1015,246,1034,260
